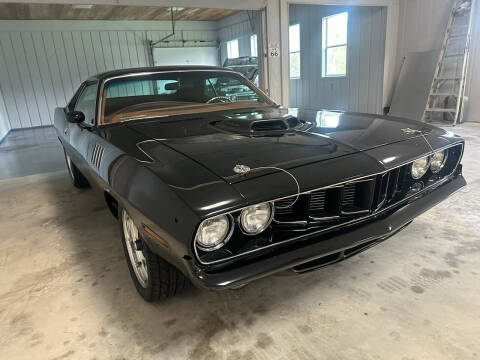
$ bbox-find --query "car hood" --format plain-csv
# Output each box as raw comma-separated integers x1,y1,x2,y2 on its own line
125,107,441,184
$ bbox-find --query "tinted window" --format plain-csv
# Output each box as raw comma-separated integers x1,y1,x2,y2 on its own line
102,71,273,124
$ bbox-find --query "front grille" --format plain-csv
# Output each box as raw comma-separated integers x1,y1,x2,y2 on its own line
309,189,326,212
197,143,463,265
274,197,296,217
274,143,463,230
342,184,356,211
274,177,377,226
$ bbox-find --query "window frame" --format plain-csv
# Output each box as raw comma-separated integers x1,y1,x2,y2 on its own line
227,39,239,59
68,81,98,127
289,23,301,79
322,12,348,78
74,82,99,127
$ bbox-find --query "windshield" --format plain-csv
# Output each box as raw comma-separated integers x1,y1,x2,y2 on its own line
101,71,274,124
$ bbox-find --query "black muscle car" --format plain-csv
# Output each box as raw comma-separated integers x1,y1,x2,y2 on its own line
54,66,466,301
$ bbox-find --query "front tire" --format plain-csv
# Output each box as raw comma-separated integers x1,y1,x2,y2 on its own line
119,208,187,301
64,150,89,188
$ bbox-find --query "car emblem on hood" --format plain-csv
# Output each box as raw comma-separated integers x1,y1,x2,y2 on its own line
401,127,434,151
401,128,421,135
233,164,251,174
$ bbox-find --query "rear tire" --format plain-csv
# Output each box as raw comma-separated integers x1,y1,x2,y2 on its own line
64,150,89,188
119,207,187,301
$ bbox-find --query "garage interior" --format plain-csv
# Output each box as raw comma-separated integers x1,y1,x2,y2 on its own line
0,1,479,359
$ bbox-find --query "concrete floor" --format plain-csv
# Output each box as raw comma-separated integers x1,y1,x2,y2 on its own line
0,127,64,180
0,124,479,360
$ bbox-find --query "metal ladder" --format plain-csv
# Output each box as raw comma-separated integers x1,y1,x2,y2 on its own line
422,0,475,125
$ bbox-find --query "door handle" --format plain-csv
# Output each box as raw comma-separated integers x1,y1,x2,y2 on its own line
64,128,69,135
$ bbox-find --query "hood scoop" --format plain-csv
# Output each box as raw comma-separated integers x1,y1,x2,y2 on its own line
212,116,304,136
251,119,288,131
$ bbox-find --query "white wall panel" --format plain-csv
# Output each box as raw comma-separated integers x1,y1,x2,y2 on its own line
0,32,33,128
394,0,480,122
0,20,218,129
0,87,10,141
289,4,386,114
395,0,453,82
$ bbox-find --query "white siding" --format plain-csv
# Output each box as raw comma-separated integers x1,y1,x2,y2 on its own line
394,0,479,122
0,20,218,129
395,0,454,79
289,5,387,114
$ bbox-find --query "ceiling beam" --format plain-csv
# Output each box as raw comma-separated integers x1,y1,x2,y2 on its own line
0,0,267,11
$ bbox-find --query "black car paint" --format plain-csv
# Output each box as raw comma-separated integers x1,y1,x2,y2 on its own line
55,66,465,290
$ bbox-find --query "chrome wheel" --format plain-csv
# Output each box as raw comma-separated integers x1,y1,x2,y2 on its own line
122,210,148,288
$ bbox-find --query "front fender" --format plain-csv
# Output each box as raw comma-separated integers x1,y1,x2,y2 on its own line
109,155,201,271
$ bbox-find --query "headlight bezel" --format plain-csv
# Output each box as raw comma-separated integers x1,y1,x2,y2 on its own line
194,201,275,252
194,214,234,252
411,156,430,179
239,202,275,235
430,150,448,173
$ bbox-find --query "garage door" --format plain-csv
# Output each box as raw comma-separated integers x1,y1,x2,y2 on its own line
153,47,219,67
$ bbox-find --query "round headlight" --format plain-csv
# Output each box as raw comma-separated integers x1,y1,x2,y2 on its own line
430,150,447,173
240,202,273,235
195,215,231,251
411,156,430,179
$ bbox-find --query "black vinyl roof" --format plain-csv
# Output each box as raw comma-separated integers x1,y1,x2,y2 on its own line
87,65,230,81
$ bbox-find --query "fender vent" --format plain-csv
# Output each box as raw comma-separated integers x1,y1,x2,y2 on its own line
91,143,104,169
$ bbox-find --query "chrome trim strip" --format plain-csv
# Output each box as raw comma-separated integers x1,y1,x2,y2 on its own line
135,140,156,164
194,142,464,265
341,209,370,215
308,215,340,221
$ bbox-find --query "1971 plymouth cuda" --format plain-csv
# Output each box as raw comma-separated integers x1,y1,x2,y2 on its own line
54,66,466,301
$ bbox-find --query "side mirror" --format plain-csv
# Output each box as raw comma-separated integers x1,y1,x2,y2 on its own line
67,111,85,123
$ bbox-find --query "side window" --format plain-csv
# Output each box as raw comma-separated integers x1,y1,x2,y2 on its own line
68,85,86,111
74,84,97,125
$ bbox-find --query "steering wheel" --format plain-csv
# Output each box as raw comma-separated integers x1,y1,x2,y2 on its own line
206,96,231,104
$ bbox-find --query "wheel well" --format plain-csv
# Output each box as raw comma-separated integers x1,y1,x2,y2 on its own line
104,191,119,219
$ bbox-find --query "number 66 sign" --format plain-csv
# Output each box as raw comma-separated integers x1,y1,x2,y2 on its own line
268,47,279,57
